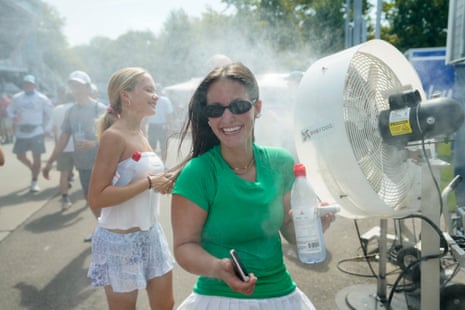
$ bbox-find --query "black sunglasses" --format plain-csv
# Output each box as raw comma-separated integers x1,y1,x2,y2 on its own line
205,99,257,118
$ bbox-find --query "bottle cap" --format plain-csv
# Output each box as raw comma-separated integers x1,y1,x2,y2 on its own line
293,163,306,177
132,151,142,161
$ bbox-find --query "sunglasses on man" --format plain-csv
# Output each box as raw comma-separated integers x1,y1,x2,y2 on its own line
205,99,257,118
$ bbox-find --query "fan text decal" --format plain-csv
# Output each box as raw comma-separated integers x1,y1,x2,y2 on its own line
301,123,333,141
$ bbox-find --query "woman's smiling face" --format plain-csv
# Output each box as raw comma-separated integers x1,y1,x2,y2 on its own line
128,73,158,116
206,78,261,148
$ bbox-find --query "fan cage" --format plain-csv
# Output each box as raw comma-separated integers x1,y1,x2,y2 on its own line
343,51,417,209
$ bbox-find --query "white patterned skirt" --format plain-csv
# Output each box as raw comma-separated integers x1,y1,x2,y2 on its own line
177,288,316,310
87,223,174,292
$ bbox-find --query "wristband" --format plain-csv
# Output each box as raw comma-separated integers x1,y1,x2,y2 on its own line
147,176,152,190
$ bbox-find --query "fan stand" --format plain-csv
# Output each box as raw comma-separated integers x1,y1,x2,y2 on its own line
336,164,445,310
335,219,410,309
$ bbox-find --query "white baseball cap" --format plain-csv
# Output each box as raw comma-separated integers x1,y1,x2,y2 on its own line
23,75,36,84
68,70,91,85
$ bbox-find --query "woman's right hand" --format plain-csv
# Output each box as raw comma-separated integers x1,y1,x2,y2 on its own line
217,258,258,296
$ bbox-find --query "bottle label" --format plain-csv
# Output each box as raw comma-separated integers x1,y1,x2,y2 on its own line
294,210,322,254
112,171,121,185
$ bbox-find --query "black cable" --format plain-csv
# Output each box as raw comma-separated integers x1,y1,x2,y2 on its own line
386,213,449,308
441,262,461,289
385,136,458,308
354,219,378,278
336,255,379,278
451,234,465,248
336,136,459,308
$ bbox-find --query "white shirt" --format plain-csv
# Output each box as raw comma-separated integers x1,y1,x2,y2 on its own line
7,90,53,138
98,152,164,230
47,102,74,152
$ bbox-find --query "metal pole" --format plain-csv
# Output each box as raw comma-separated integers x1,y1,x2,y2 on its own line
353,0,362,45
376,219,387,302
345,0,351,48
375,0,382,39
420,165,441,310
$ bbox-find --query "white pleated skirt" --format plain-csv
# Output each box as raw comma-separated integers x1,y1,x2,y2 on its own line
177,288,316,310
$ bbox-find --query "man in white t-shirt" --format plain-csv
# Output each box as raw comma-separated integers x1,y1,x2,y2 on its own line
7,75,53,192
47,100,75,210
145,96,173,163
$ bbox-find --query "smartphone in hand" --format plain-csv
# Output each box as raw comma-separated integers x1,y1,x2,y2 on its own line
230,249,250,282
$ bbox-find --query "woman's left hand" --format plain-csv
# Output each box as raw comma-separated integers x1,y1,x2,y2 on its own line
149,173,175,194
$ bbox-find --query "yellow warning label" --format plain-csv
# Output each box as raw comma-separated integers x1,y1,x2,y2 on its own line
389,120,413,136
388,108,412,136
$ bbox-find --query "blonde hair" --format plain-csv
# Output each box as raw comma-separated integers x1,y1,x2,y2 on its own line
96,67,148,139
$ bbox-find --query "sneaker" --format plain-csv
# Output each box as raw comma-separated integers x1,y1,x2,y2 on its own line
83,234,92,243
30,180,40,192
61,196,72,211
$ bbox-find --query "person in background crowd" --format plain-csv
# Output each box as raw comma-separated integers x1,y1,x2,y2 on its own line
0,93,13,144
87,67,174,310
205,53,233,73
0,144,5,166
145,95,173,163
171,62,335,310
90,83,99,100
7,75,53,192
42,70,106,241
46,93,75,211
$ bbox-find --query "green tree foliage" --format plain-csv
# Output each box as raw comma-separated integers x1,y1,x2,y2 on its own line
384,0,449,51
222,0,347,57
298,0,347,56
156,9,198,84
192,8,290,73
75,31,159,88
36,4,69,76
14,3,73,93
8,0,451,96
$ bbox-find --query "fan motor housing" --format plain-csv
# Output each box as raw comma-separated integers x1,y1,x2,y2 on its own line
378,94,465,146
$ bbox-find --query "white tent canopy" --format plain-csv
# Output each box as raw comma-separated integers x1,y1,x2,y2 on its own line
163,73,290,109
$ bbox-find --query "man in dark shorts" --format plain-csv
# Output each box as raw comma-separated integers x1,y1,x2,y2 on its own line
43,70,106,241
47,99,75,210
7,75,53,192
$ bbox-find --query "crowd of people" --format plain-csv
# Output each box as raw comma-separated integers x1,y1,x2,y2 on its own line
1,62,336,310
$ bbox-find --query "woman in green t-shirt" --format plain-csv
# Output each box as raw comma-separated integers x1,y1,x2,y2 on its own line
171,62,334,309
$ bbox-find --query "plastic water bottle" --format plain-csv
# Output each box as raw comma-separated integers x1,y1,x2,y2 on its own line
112,151,142,186
290,163,326,264
74,123,85,142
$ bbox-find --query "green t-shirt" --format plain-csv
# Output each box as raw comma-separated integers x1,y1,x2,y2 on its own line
173,144,296,298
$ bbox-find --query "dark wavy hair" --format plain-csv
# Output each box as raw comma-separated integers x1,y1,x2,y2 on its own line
175,62,260,169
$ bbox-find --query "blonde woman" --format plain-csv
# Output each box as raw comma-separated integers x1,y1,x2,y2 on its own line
87,67,174,310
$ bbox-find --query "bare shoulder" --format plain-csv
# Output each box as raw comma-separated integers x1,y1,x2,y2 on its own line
99,127,126,153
